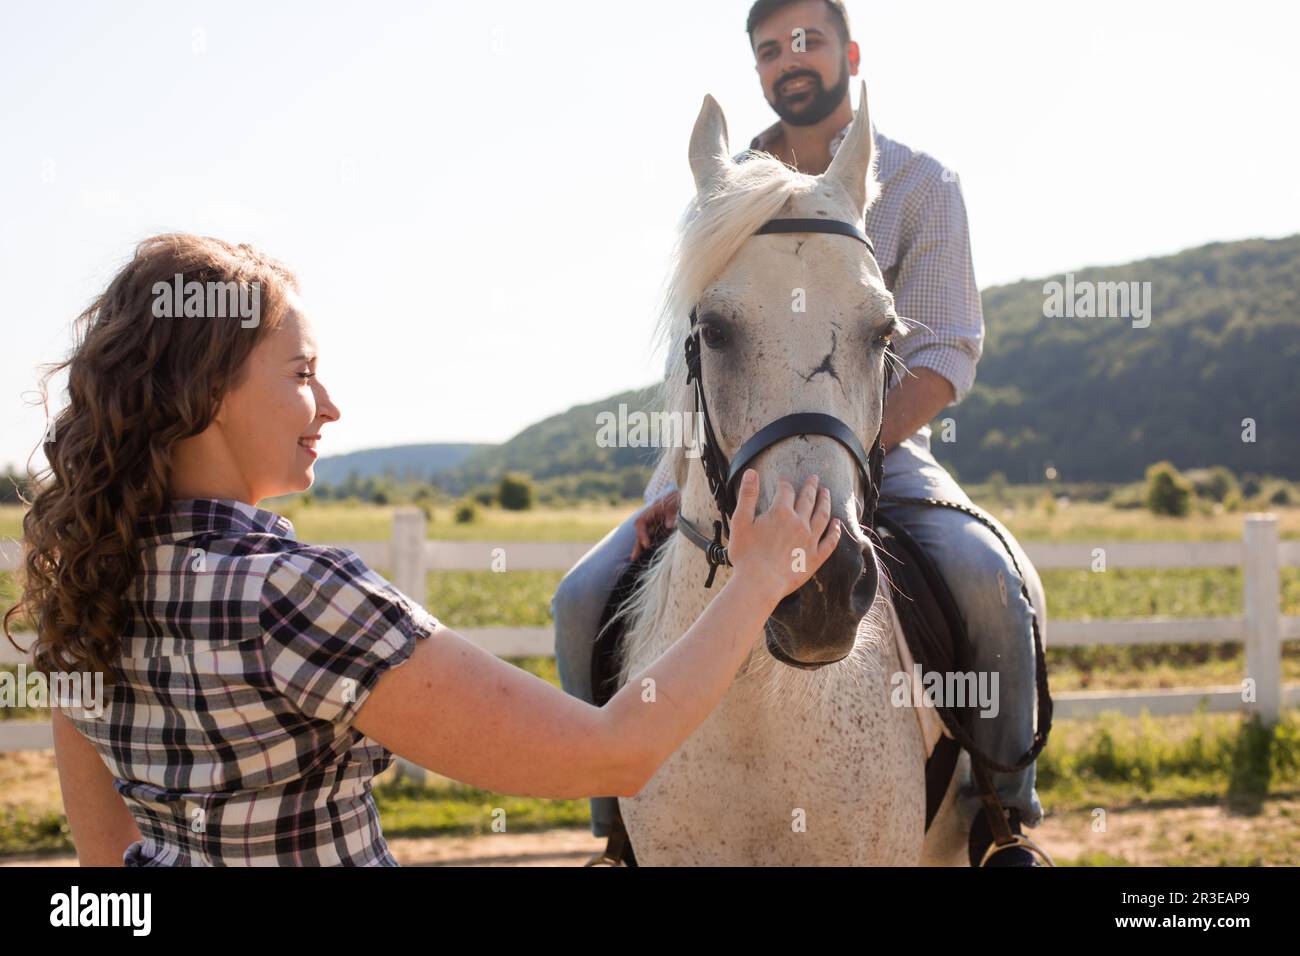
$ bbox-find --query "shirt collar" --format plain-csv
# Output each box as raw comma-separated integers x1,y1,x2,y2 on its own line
136,498,296,545
748,119,872,160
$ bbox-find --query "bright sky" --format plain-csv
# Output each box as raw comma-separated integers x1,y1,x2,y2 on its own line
3,0,1297,472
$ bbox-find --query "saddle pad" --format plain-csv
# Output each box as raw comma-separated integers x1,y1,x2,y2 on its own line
886,592,950,757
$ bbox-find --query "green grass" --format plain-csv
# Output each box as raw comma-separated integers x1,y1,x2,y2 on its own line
0,805,70,856
283,501,635,543
0,505,24,542
1037,709,1300,812
986,499,1300,543
374,778,590,837
424,571,564,629
1043,566,1300,620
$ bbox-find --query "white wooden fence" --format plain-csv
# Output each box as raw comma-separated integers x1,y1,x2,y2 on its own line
2,511,1296,753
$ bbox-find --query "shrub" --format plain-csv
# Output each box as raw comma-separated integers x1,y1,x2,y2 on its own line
1266,483,1293,506
1186,465,1239,503
1145,461,1193,517
454,501,477,524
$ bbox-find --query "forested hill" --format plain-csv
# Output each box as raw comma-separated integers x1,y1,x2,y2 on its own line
933,234,1299,482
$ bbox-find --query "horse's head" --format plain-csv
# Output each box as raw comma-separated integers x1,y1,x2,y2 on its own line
668,84,902,669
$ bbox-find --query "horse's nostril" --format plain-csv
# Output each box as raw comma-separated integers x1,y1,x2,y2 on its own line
776,589,800,615
852,556,880,613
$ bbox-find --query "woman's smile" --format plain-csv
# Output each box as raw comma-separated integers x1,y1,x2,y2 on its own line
298,433,320,460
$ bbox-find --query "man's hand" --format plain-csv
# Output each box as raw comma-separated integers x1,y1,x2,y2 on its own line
632,489,679,560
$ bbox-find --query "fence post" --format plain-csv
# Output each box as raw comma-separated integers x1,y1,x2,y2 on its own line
391,508,427,605
390,507,429,786
1243,513,1281,724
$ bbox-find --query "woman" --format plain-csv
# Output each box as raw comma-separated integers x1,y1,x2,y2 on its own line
4,234,842,866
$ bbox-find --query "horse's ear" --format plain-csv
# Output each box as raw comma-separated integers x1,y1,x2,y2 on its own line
689,94,731,194
822,81,876,214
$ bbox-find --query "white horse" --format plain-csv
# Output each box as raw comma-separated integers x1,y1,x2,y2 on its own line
613,87,975,865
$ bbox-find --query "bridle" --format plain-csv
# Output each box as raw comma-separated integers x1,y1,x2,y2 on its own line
675,216,892,598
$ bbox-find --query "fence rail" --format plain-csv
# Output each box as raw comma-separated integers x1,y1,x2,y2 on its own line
2,511,1295,753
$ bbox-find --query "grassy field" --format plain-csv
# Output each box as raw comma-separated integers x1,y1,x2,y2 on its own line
2,496,1298,863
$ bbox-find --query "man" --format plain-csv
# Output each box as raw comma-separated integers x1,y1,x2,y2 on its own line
553,0,1046,865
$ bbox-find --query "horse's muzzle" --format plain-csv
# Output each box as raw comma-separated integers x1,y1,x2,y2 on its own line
764,526,877,668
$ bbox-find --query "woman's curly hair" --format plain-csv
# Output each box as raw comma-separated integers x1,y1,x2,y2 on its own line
3,234,298,679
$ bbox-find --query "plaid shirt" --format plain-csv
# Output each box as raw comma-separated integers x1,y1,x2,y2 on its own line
60,498,440,866
644,120,983,502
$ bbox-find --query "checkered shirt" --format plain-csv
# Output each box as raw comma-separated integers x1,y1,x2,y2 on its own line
59,498,440,866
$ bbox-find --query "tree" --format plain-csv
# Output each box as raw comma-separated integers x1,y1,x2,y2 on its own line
498,473,533,511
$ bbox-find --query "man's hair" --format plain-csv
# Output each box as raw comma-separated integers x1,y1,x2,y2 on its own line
746,0,852,47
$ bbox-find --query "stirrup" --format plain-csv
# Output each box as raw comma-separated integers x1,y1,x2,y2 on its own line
583,823,632,866
979,832,1056,867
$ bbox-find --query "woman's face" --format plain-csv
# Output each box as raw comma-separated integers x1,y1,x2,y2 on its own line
206,291,341,503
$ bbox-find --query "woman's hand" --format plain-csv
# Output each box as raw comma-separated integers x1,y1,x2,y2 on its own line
725,469,840,604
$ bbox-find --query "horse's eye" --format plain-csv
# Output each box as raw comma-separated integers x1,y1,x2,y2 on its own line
701,324,727,349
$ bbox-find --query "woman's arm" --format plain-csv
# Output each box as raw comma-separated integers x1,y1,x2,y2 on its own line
51,707,142,866
354,471,839,799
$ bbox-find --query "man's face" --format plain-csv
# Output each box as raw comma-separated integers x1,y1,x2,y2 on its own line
752,0,858,127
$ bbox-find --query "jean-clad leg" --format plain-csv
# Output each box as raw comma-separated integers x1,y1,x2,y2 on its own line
878,436,1045,828
551,508,643,837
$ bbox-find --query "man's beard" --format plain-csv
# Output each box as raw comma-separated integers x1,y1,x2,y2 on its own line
768,59,850,127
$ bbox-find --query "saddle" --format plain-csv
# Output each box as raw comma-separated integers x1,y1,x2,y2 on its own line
588,509,987,866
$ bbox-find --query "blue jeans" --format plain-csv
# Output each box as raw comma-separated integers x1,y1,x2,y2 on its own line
550,432,1044,838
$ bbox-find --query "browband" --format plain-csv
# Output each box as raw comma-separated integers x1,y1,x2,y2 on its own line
754,218,874,256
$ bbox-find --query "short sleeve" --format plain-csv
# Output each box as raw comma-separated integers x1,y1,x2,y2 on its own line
258,546,441,726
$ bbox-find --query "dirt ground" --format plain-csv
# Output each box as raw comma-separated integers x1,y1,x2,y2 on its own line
5,798,1298,866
